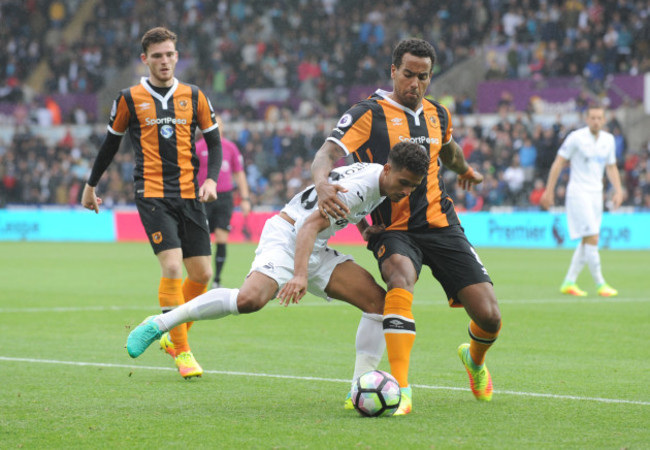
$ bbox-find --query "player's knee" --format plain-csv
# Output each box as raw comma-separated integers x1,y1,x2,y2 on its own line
364,291,385,315
236,290,267,314
192,267,213,285
382,257,416,291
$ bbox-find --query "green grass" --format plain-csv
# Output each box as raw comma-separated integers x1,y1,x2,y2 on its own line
1,242,648,449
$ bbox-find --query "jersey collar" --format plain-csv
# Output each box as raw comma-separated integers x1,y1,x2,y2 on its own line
141,77,179,110
375,89,424,120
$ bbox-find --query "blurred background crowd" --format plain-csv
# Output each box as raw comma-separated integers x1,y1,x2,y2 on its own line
1,0,650,210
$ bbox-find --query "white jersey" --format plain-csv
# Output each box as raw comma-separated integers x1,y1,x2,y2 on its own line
281,163,385,250
558,126,616,196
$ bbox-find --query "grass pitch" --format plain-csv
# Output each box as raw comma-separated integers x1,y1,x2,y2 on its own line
1,241,648,448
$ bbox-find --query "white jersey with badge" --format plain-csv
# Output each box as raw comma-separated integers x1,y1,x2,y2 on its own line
281,163,385,250
558,126,616,196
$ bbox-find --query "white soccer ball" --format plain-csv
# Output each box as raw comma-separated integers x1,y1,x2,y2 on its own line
351,370,401,417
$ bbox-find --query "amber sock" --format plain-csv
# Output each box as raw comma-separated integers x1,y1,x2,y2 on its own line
182,278,208,332
159,277,189,354
468,320,501,366
383,288,415,388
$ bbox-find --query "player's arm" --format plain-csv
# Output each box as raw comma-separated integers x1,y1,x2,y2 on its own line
540,154,568,210
356,218,385,242
199,128,223,202
605,163,624,209
82,132,122,213
277,211,330,306
233,170,251,215
312,140,349,219
439,138,483,190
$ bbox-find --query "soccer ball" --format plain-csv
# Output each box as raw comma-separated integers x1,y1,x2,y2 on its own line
351,370,401,417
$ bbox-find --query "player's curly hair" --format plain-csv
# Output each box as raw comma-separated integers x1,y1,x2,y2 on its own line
388,142,430,177
141,27,178,54
392,38,436,72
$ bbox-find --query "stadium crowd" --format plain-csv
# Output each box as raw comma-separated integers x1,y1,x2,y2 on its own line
1,0,650,211
2,110,649,211
3,0,650,116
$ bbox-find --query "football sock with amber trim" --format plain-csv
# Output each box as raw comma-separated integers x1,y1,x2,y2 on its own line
468,320,500,366
182,277,208,332
159,277,189,354
383,288,415,388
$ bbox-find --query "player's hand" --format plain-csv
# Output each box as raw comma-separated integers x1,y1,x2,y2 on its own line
81,184,102,214
539,189,554,210
315,181,349,219
241,198,252,216
277,275,308,306
361,224,385,242
457,167,483,191
611,190,624,210
199,178,217,202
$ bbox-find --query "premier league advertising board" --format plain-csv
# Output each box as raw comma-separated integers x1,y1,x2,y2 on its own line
0,209,648,249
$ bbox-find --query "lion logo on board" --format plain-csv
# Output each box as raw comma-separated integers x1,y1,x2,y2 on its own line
152,232,163,244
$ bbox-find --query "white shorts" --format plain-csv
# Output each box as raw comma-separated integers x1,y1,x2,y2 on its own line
566,192,603,240
249,215,354,300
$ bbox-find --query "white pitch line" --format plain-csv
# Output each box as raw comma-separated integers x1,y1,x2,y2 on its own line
0,296,647,314
1,356,648,407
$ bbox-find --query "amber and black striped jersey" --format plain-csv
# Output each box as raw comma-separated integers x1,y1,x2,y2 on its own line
327,89,459,231
107,77,218,199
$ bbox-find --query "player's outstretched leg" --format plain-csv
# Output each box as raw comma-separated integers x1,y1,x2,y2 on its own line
458,343,493,401
126,315,164,358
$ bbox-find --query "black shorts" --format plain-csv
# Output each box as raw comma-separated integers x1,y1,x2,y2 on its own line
135,197,212,257
204,190,234,231
367,224,492,306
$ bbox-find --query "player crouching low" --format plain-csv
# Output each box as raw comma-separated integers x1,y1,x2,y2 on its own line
127,142,430,413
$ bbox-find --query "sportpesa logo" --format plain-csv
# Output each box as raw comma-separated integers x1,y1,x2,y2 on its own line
145,117,188,126
399,135,440,145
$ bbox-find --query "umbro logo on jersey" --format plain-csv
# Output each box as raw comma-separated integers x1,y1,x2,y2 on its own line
356,191,365,201
391,117,403,126
138,102,151,110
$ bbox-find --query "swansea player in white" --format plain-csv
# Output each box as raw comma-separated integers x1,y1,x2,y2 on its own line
541,105,624,297
126,142,429,412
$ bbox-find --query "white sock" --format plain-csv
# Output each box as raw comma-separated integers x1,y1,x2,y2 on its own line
566,242,586,282
155,288,240,331
583,243,605,285
352,312,385,383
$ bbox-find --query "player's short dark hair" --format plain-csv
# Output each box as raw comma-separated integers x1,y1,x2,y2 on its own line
392,39,436,72
586,103,605,113
141,27,177,54
388,142,430,177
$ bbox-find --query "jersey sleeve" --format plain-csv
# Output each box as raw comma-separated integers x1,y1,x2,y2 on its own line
197,90,218,133
327,102,373,155
558,131,577,159
607,135,617,165
108,93,130,135
439,103,454,145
